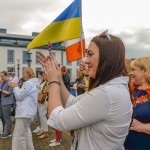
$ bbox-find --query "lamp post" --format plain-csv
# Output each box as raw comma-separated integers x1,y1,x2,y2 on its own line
27,49,32,67
17,59,20,78
60,46,65,65
13,65,15,72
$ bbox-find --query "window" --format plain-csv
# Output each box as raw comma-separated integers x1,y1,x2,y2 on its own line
23,51,28,64
47,51,56,56
66,59,72,66
36,67,42,74
7,50,14,64
36,51,41,64
7,67,15,73
51,52,55,56
77,59,81,66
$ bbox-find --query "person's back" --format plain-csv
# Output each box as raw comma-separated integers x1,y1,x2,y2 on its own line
14,78,39,119
69,77,132,150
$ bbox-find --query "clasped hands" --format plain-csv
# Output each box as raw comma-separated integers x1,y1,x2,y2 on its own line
8,82,18,88
37,53,61,83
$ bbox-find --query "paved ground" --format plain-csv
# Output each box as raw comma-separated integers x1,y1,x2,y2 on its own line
0,121,72,150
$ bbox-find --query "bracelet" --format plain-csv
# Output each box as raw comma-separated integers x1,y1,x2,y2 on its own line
48,83,60,89
48,81,60,86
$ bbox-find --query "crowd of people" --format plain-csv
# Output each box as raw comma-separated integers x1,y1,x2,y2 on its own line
0,31,150,150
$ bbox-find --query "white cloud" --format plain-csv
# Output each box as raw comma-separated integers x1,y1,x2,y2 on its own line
0,0,150,58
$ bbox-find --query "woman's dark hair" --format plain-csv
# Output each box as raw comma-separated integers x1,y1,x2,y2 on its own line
36,71,44,77
41,72,46,84
89,34,126,90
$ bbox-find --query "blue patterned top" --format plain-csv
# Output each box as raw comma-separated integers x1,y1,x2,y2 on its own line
124,85,150,150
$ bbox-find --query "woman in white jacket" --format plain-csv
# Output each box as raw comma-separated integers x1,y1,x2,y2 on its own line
9,67,39,150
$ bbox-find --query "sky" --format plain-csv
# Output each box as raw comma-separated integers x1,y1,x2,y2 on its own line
0,0,150,58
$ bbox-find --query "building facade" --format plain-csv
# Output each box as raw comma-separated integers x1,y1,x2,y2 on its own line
0,29,80,82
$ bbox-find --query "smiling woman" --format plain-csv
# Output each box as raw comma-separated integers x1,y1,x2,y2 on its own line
87,31,126,90
37,31,133,150
124,57,150,150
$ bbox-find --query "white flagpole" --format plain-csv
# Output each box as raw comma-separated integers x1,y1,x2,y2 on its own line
79,0,84,60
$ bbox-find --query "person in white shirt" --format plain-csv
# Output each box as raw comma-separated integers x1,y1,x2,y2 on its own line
9,67,39,150
9,72,19,84
37,31,133,150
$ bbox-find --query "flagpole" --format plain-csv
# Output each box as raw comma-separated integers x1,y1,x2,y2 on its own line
79,0,84,60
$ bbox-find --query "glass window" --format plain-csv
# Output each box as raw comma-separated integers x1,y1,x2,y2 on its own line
7,67,15,73
16,39,30,46
7,50,14,64
23,51,28,64
77,59,81,66
51,52,55,56
2,38,16,44
36,67,42,74
66,59,72,66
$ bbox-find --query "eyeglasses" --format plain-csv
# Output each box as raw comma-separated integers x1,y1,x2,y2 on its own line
100,30,111,41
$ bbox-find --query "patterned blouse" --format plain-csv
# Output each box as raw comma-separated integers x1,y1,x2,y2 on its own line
124,84,150,150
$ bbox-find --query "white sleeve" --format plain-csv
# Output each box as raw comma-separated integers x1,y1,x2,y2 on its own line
65,94,86,108
13,81,32,101
47,89,110,131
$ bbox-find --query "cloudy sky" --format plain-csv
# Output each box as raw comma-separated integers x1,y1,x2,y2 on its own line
0,0,150,58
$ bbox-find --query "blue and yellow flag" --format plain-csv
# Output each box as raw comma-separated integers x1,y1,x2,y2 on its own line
27,0,81,49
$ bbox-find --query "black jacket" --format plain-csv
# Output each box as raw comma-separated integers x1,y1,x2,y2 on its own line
62,73,70,91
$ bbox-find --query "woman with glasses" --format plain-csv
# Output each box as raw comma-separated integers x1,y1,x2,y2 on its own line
37,31,133,150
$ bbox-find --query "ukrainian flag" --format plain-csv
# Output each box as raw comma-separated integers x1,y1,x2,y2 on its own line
27,0,81,49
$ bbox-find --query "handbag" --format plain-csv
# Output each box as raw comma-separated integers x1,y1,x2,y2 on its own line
38,93,47,104
38,82,48,104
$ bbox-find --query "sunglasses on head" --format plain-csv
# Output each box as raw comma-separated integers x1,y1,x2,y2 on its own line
99,30,111,41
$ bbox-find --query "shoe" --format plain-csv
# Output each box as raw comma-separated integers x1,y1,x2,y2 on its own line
37,131,44,136
50,139,56,143
1,133,12,139
49,141,61,147
33,126,41,133
50,139,62,143
38,132,48,139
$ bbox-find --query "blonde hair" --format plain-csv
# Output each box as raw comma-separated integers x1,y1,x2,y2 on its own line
131,57,150,83
24,67,35,78
125,58,132,75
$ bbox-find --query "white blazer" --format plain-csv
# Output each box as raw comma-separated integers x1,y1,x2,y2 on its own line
13,78,39,119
